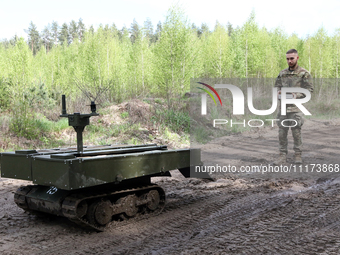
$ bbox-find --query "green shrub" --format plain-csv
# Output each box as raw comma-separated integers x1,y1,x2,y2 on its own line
154,108,190,133
10,111,68,139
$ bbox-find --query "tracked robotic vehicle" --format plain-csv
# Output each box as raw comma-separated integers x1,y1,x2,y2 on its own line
0,96,206,231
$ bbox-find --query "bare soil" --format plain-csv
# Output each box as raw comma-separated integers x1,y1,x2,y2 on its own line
1,118,340,254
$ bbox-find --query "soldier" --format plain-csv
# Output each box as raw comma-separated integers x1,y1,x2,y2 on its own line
274,49,313,164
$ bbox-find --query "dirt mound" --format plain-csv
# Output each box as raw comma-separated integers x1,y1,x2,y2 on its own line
98,99,153,127
99,104,124,126
122,99,153,124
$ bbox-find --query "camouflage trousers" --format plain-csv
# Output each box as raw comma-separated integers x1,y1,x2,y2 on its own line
276,112,304,154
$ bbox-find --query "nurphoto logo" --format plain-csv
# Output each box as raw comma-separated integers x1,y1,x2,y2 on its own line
197,82,312,128
198,82,312,116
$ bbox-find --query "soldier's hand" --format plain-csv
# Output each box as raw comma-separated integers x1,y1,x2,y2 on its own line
293,92,305,99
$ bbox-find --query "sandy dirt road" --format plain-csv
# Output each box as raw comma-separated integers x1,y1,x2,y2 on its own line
1,118,340,255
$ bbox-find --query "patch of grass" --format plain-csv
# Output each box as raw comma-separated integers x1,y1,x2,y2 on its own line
85,123,110,144
10,113,69,139
210,106,220,120
154,108,190,133
192,126,213,144
120,111,129,119
98,139,110,146
34,115,69,133
86,123,107,134
230,123,244,133
111,123,141,137
39,136,67,148
308,100,340,118
162,127,180,142
154,98,164,104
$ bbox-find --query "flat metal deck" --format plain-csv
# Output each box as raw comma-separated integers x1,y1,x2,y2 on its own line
0,144,201,190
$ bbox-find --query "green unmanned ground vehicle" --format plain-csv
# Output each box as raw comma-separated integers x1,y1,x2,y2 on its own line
0,96,207,231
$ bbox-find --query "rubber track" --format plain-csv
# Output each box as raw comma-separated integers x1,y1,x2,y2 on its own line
61,184,166,231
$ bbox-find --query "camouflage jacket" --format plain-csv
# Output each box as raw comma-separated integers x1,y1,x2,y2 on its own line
275,65,313,113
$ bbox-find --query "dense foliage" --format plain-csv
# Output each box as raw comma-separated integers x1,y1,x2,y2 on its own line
1,8,340,105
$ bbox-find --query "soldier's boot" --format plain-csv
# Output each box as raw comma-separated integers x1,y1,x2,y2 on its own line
274,152,287,165
294,152,302,164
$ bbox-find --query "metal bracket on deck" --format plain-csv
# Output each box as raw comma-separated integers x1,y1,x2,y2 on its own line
60,95,99,153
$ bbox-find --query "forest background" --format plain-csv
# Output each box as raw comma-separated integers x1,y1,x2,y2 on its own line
0,6,339,149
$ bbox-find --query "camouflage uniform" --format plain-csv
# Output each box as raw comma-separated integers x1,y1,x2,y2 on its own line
274,65,313,154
